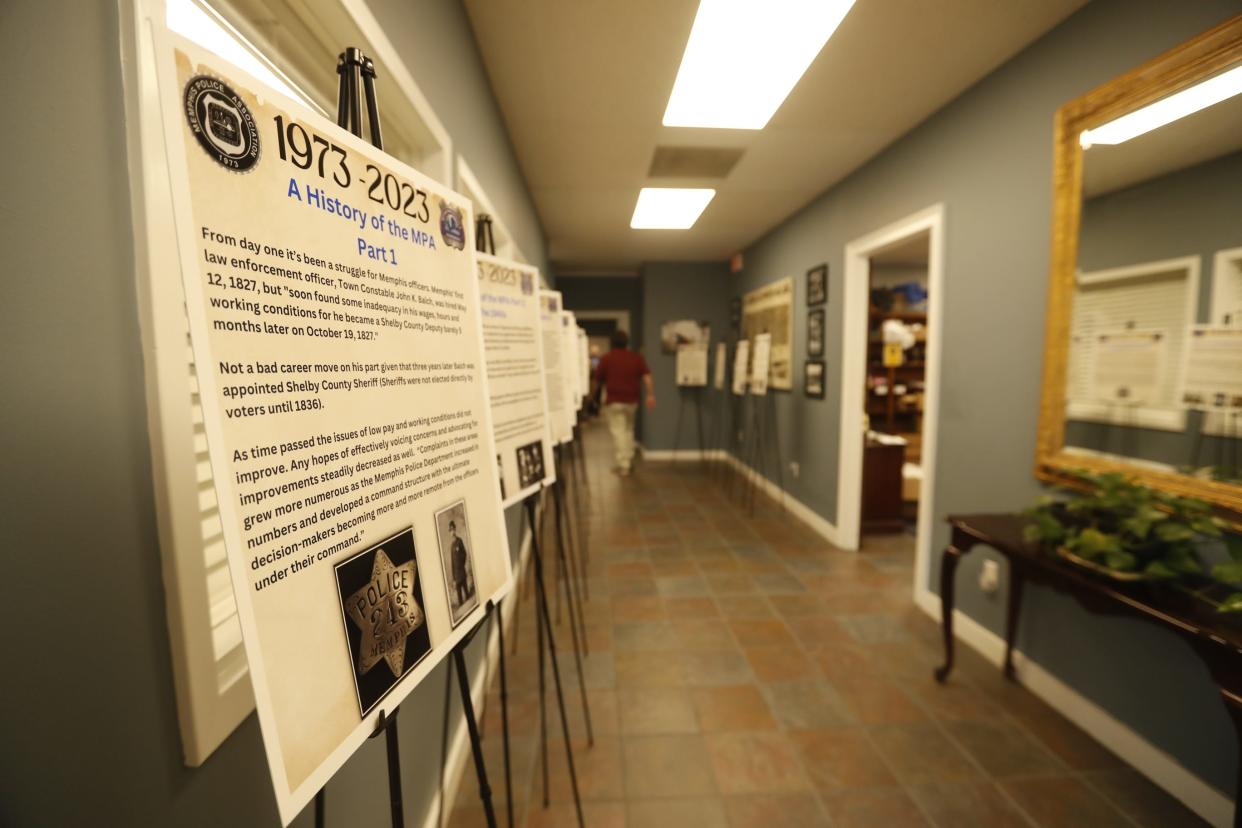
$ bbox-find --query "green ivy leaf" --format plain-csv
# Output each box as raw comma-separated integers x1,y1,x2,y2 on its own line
1155,522,1195,543
1217,593,1242,613
1144,560,1177,579
1071,528,1122,560
1212,561,1242,585
1191,517,1222,538
1104,550,1137,571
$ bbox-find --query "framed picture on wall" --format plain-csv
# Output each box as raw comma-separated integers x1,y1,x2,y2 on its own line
804,360,825,399
807,264,828,306
807,308,825,357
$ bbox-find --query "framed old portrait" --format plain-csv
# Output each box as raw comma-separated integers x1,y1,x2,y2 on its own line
804,360,825,399
807,308,825,357
806,264,827,306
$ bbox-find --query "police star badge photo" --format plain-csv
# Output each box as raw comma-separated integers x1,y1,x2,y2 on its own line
334,528,432,716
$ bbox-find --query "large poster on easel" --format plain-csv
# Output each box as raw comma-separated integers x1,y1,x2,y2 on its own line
540,290,574,444
742,276,793,390
476,252,556,507
154,31,511,824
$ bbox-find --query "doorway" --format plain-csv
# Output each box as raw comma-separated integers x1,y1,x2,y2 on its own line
836,205,945,600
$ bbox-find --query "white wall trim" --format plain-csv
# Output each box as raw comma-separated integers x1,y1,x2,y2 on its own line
574,310,633,337
913,589,1233,827
456,155,527,265
838,204,946,612
644,451,840,546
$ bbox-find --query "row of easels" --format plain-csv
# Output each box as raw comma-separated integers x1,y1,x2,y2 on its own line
671,386,784,516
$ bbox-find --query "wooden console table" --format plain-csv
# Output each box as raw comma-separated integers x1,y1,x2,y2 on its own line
935,513,1242,824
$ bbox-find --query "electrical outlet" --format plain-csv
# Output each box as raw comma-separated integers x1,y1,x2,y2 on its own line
979,559,1000,594
790,461,800,478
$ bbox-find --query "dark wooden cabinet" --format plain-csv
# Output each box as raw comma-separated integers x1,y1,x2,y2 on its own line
861,436,904,533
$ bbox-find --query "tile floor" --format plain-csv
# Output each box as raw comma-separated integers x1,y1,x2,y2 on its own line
446,424,1206,827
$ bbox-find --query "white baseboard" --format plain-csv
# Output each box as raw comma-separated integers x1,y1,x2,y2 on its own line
424,501,538,828
913,589,1234,827
641,448,726,462
717,453,840,546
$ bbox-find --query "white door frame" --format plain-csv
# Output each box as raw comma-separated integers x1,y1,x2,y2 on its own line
836,204,946,600
573,310,632,335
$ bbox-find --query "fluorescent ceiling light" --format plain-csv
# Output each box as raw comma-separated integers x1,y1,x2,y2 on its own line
1080,64,1242,147
630,188,716,229
167,0,314,109
663,0,857,129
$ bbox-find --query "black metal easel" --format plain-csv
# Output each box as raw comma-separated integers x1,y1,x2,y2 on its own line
523,493,586,827
314,46,498,828
671,386,707,464
474,209,517,828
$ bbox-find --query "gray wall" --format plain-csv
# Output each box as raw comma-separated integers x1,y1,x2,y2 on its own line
1067,149,1242,467
640,262,734,452
728,0,1242,797
0,0,541,825
368,0,548,275
557,275,645,345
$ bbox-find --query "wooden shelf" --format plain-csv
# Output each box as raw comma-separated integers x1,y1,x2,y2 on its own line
869,308,927,322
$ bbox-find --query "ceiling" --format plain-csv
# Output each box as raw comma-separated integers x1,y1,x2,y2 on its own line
464,0,1089,272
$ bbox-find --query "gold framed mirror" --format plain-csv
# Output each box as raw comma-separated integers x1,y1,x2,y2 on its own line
1036,14,1242,520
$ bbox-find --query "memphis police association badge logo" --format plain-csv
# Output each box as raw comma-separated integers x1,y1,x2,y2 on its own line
439,201,466,250
183,75,261,172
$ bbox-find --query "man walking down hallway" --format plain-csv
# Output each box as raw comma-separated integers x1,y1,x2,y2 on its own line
595,330,654,476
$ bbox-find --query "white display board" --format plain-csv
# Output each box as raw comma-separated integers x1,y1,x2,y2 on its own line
676,343,709,387
154,33,511,824
751,333,772,396
713,342,727,390
476,252,557,506
1180,325,1242,410
1091,329,1166,404
577,326,590,402
562,310,582,415
540,290,574,444
731,340,750,396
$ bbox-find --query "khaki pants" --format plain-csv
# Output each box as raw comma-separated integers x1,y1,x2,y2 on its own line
605,402,638,471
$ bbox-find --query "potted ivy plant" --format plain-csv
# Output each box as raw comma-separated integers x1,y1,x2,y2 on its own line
1023,470,1242,612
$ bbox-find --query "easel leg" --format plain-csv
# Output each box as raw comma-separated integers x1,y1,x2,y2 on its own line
696,392,706,464
768,396,785,514
452,645,498,828
314,788,324,828
496,599,514,828
554,482,595,745
536,553,549,808
380,715,404,828
526,498,586,827
555,465,591,654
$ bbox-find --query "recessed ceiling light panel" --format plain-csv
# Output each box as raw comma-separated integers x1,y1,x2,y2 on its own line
663,0,857,130
630,188,716,229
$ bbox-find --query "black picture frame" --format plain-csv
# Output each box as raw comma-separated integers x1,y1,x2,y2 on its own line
807,308,825,357
804,360,825,399
806,264,828,306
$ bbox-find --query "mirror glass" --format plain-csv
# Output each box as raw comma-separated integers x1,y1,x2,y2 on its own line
1061,63,1242,487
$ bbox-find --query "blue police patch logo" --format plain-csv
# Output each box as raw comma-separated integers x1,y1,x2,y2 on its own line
439,201,466,251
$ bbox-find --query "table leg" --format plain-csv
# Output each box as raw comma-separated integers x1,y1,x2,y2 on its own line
934,545,965,683
1004,567,1025,681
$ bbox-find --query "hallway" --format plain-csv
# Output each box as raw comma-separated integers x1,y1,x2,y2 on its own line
447,424,1203,828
